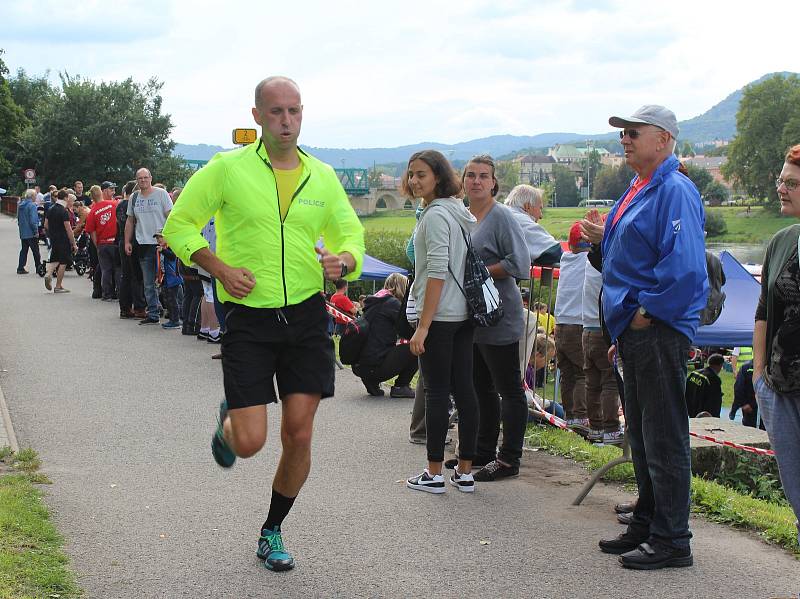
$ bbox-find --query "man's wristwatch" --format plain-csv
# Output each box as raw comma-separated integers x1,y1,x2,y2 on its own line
340,261,349,278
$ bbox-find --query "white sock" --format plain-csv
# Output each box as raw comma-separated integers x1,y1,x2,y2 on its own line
200,327,210,334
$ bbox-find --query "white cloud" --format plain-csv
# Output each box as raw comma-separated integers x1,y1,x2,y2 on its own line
1,0,796,149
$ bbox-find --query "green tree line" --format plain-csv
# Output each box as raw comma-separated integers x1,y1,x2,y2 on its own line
0,49,191,193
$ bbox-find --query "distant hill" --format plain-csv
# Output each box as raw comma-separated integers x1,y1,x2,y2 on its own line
173,72,797,168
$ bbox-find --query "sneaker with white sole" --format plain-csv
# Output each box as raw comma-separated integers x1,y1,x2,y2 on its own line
587,428,604,442
601,429,625,446
567,418,591,433
406,469,445,494
44,274,52,290
449,469,475,493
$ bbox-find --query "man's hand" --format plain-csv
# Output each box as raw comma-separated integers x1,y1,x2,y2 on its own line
218,264,256,299
607,344,616,365
741,404,754,415
580,209,605,244
125,242,133,256
316,246,345,281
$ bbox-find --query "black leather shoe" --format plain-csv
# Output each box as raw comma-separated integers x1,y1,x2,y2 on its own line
598,531,649,554
618,542,693,570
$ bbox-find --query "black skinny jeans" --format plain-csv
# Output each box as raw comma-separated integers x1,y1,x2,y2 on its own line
357,344,418,387
473,341,528,467
419,320,477,463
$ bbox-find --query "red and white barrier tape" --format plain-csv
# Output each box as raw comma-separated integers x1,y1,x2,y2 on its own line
325,302,356,324
688,431,775,457
525,385,775,457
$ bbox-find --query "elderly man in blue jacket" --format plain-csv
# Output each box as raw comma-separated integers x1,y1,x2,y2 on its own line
596,105,708,570
17,189,43,275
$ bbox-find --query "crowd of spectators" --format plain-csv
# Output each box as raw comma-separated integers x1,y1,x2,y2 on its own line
15,174,225,353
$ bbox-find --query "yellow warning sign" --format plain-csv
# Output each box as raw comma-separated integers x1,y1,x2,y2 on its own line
232,128,258,145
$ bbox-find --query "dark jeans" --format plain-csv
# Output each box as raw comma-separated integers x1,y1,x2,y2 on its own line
619,322,692,549
473,342,528,467
138,244,160,319
97,243,120,299
419,320,477,463
118,244,145,312
356,345,418,387
162,285,182,324
89,239,102,297
18,237,41,271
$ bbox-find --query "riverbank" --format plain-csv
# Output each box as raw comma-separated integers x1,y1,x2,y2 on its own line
359,206,793,246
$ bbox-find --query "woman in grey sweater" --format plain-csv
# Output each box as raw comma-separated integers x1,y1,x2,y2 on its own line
404,150,480,495
457,155,531,481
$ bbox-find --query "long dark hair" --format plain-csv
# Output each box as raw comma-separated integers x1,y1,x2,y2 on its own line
401,150,461,203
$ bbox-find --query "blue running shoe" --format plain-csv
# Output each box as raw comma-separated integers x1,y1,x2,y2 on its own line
256,526,295,571
211,400,236,468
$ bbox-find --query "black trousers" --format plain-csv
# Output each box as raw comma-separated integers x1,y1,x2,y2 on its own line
118,244,145,312
473,341,528,467
356,345,418,387
419,320,477,463
18,237,42,271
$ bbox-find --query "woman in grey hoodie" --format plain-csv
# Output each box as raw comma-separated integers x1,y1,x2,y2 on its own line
403,150,480,495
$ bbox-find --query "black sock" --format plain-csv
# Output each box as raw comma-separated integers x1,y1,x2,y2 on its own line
263,489,296,532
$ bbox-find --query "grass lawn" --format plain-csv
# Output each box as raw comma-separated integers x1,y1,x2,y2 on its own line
0,447,79,599
358,206,793,245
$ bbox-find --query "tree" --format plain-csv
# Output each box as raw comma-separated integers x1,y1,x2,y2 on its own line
495,160,520,194
703,180,729,204
6,69,191,190
681,142,695,158
684,163,713,195
591,163,635,200
722,74,800,205
0,50,28,184
552,164,580,207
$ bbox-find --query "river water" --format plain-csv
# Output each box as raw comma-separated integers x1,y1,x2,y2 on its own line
706,241,766,264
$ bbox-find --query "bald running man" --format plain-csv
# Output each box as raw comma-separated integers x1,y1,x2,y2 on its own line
163,76,365,572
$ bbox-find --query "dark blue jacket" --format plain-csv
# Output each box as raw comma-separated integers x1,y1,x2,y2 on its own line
601,154,708,342
17,199,39,239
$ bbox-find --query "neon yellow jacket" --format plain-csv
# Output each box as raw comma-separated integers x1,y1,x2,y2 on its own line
162,140,365,308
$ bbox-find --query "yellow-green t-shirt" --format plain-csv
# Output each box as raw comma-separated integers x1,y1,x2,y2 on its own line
274,162,303,221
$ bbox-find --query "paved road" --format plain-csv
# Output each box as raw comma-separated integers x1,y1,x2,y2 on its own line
0,215,797,598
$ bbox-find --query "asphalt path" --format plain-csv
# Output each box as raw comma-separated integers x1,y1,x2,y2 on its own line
0,215,797,598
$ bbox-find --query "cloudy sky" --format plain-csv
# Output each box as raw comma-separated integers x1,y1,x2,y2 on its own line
1,0,794,149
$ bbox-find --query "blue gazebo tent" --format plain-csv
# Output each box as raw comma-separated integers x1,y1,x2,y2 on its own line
359,254,408,281
693,251,760,348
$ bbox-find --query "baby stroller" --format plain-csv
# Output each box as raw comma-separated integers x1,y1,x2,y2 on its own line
37,205,49,247
73,232,91,277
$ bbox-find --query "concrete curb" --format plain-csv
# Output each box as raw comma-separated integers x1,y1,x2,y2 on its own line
0,379,19,453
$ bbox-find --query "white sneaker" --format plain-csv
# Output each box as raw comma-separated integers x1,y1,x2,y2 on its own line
449,469,475,493
601,429,625,446
406,469,445,494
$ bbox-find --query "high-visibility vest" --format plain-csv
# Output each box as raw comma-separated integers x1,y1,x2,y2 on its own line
737,347,753,362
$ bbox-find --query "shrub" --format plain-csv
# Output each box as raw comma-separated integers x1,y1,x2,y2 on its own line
704,209,728,237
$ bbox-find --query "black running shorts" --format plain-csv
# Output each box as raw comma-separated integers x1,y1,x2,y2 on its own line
49,241,73,266
221,293,335,409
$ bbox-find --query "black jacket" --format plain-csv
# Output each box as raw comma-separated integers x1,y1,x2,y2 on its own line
359,294,401,367
685,366,723,417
